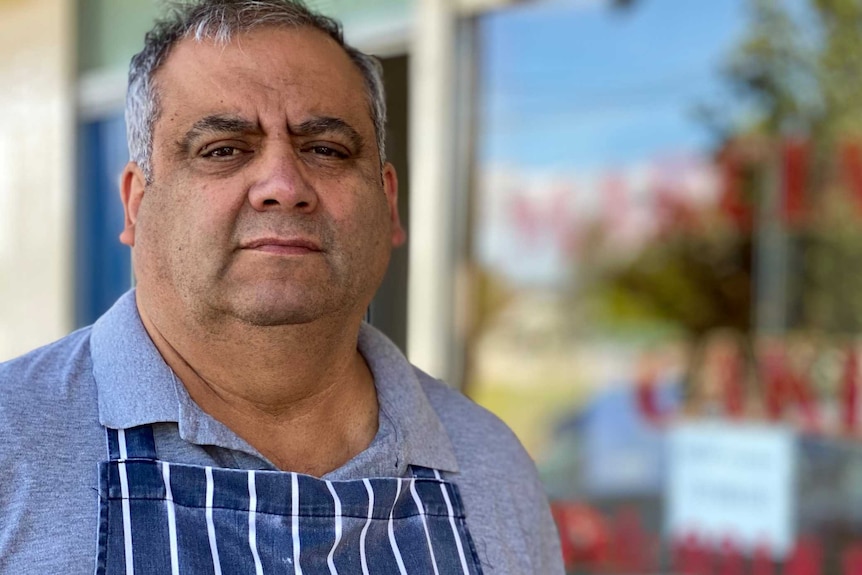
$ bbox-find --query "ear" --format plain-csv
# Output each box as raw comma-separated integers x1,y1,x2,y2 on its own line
119,162,146,247
382,162,406,247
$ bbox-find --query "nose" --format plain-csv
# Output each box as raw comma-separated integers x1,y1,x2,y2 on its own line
247,146,318,213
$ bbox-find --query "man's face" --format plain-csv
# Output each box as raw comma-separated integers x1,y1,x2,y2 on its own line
120,26,404,327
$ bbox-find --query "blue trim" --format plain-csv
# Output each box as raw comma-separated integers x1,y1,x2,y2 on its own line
75,114,132,327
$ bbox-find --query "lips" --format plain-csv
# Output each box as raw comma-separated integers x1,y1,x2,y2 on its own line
241,237,323,254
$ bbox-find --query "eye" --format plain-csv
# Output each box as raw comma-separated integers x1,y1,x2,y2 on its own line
304,144,349,159
203,146,243,158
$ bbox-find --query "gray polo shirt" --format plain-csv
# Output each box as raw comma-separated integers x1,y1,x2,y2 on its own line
0,291,563,574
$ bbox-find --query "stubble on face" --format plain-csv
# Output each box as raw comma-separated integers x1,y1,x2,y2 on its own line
135,161,392,331
130,28,397,333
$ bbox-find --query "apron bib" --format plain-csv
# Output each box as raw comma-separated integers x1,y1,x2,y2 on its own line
95,426,484,574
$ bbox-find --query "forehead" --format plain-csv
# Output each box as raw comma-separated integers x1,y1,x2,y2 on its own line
152,26,371,134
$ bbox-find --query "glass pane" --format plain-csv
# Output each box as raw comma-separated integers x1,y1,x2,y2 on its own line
468,1,862,573
77,0,160,73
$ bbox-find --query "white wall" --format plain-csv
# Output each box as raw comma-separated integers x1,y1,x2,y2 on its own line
0,0,75,361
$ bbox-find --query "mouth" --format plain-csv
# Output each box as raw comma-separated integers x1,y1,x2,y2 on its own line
241,237,323,255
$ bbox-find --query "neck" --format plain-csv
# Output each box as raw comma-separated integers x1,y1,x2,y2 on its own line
135,290,379,476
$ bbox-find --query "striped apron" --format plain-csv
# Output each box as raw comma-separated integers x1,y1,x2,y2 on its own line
95,426,484,574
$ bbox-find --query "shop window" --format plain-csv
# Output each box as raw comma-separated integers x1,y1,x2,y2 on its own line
467,1,862,573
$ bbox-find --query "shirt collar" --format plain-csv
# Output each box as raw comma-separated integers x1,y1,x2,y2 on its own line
90,290,182,429
89,289,459,474
357,322,459,473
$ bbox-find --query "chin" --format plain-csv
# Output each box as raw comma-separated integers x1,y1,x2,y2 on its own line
228,301,317,326
223,291,332,327
235,308,319,327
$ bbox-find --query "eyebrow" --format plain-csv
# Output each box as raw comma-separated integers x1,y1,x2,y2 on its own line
177,114,365,154
290,116,364,152
178,115,259,152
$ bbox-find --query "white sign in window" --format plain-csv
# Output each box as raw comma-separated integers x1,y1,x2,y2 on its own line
666,422,795,558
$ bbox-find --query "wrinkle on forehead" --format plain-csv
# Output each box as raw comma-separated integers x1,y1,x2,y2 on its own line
161,30,362,106
152,27,377,161
174,113,366,157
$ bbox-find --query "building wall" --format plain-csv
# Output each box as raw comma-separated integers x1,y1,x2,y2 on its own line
0,0,75,361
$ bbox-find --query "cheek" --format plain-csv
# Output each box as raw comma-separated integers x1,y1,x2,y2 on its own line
137,185,218,264
347,197,395,270
157,181,239,239
142,193,189,244
330,193,391,245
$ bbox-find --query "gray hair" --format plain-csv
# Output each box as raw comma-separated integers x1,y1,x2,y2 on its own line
126,0,387,183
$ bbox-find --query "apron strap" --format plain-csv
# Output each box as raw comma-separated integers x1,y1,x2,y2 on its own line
105,425,158,460
408,465,444,480
408,466,469,518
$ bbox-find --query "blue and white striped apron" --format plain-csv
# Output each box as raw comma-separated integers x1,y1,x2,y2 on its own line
95,426,484,574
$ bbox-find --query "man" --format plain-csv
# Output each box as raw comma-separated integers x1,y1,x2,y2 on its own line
0,1,563,573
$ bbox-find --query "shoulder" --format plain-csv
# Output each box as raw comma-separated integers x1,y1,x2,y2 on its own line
0,329,102,570
415,368,536,475
0,326,94,395
0,327,99,433
413,368,565,574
